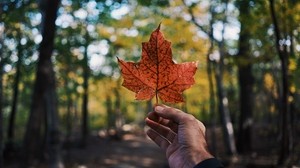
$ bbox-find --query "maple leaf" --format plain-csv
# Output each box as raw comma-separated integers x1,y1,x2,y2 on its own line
118,24,198,103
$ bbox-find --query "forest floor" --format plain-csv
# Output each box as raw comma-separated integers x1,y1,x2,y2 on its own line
4,127,169,168
4,124,300,168
62,130,169,168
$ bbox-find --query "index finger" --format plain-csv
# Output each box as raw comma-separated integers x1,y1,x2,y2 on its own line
154,105,192,125
147,111,178,133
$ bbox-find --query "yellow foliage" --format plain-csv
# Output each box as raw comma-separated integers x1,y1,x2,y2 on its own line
264,73,275,90
263,73,278,99
77,77,84,85
289,59,297,71
270,105,275,114
290,85,296,94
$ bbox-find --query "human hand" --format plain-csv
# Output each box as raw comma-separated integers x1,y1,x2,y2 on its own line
145,105,213,168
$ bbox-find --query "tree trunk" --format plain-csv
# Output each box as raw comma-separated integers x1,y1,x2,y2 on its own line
237,65,253,153
215,0,237,155
183,0,237,155
114,88,123,139
81,33,89,147
44,81,61,168
7,39,22,150
207,4,217,155
269,0,292,165
22,0,62,167
215,56,237,155
114,88,122,129
236,0,254,154
207,59,217,155
106,95,113,130
0,31,4,168
66,84,73,141
63,66,72,142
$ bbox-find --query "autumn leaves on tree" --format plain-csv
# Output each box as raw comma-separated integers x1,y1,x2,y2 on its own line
118,24,198,104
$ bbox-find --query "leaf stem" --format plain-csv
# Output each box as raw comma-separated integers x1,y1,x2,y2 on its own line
155,91,158,105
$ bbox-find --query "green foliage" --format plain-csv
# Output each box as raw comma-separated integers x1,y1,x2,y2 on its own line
137,0,169,7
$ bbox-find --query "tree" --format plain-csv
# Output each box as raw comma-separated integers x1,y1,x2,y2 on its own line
0,22,4,168
81,25,90,146
269,0,293,165
182,0,237,155
1,0,37,157
7,31,22,152
69,0,129,146
22,0,62,167
236,0,254,154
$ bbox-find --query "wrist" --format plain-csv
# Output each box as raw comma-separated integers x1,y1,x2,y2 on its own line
190,148,214,167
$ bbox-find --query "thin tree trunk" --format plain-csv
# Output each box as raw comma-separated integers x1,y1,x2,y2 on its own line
215,0,237,155
0,30,4,168
63,65,72,142
66,85,72,142
215,51,237,155
182,0,237,155
81,31,89,147
22,0,62,167
289,30,295,163
106,95,113,130
269,0,291,165
207,3,217,155
7,39,22,150
236,0,254,154
114,88,122,129
287,4,295,162
45,83,61,168
207,59,217,155
114,88,122,139
0,72,3,168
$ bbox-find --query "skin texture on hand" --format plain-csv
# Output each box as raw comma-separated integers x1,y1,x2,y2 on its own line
145,105,213,168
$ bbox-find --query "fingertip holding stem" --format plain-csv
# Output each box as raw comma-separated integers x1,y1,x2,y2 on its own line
155,106,164,113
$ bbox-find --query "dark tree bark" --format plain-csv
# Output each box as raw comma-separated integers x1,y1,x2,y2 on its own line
106,95,113,129
22,0,62,167
0,70,3,168
236,0,254,154
7,39,22,150
182,0,237,155
81,31,90,147
237,65,253,153
215,40,237,155
215,0,237,155
114,88,122,129
62,52,74,142
0,30,4,168
114,88,123,139
207,4,217,155
269,0,292,165
207,58,217,155
65,78,73,142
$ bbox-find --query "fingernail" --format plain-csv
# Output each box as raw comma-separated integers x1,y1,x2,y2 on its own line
155,106,164,112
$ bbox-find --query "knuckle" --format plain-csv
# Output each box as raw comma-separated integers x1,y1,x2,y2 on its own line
197,120,206,133
184,113,196,122
163,107,172,113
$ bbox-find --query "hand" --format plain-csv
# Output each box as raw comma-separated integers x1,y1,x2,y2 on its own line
145,105,213,168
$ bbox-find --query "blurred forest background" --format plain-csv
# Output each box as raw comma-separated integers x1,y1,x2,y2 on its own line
0,0,300,167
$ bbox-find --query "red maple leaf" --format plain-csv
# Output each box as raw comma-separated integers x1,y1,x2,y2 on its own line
118,24,197,103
